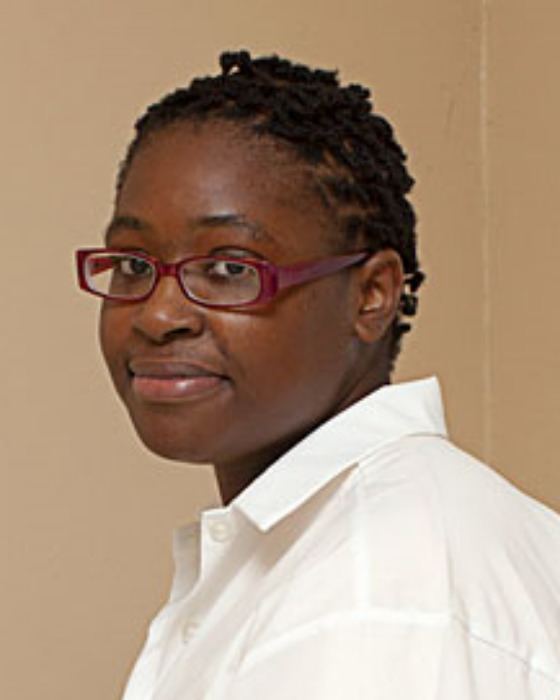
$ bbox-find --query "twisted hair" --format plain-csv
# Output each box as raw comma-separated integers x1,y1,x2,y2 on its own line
118,50,425,365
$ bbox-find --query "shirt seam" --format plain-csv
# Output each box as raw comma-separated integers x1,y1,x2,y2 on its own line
235,608,560,685
453,614,560,685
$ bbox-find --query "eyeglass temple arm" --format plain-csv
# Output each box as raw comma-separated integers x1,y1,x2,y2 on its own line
276,251,370,290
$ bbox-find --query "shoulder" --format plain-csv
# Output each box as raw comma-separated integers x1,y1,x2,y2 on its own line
352,434,560,676
239,433,560,684
363,434,560,574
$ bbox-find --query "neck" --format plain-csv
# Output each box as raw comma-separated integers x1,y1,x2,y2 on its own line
213,371,391,506
213,434,305,506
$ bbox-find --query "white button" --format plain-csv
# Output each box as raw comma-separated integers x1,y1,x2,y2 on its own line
181,620,200,644
208,519,232,543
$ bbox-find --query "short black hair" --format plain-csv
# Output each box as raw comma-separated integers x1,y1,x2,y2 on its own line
117,50,425,364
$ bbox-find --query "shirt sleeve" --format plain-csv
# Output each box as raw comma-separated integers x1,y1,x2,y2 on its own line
227,614,560,699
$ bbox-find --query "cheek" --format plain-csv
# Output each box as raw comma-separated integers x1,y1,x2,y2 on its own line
98,306,129,388
225,286,356,403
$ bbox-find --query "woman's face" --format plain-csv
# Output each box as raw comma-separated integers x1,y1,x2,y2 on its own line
99,121,370,481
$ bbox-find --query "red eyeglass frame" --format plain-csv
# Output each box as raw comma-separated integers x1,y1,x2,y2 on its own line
75,248,371,309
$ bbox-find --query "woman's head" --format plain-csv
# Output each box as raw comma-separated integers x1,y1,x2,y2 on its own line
97,51,423,498
118,50,424,354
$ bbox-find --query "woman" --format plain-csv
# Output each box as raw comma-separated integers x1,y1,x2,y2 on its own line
77,51,560,699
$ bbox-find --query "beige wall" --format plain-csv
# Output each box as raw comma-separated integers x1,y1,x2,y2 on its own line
485,2,560,505
1,1,558,698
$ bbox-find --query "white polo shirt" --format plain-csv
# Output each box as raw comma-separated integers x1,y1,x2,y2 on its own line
122,377,560,699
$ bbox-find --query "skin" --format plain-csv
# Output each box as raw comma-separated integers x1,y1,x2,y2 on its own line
99,121,404,504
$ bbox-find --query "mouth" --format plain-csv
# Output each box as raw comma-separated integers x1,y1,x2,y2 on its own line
127,358,230,403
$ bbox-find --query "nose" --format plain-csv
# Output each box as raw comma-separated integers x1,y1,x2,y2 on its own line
131,276,205,343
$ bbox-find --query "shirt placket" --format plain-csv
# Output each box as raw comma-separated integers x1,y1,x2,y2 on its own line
153,508,241,689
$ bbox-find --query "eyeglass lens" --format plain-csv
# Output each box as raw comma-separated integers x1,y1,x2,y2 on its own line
84,252,261,305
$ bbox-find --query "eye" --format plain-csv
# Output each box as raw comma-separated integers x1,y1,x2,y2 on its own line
206,260,253,279
117,255,153,277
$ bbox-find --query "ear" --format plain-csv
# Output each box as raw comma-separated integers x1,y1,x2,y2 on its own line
354,249,404,344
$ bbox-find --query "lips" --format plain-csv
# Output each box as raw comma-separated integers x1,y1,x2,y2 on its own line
128,358,229,402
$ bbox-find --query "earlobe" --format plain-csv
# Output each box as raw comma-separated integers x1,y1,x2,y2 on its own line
355,249,404,344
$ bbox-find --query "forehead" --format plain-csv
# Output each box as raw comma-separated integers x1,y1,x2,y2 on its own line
113,121,340,257
108,122,341,262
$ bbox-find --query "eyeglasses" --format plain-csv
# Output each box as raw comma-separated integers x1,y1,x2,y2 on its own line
75,248,370,309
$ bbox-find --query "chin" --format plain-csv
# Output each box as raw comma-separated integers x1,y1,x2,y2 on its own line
139,432,217,464
127,408,220,465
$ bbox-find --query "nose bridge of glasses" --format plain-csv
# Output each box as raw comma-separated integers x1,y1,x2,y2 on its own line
157,259,181,277
148,259,196,306
152,259,188,294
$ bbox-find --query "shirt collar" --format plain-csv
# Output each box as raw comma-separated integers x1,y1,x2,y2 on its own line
233,377,448,533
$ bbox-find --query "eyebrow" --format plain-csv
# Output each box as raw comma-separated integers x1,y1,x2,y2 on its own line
104,213,274,245
104,215,150,244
